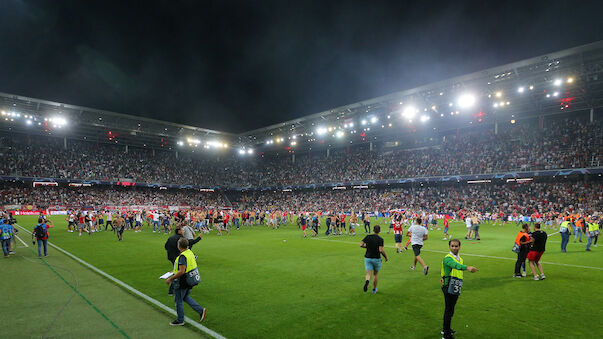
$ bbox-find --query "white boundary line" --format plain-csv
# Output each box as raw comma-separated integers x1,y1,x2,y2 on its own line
14,234,29,247
15,225,227,339
312,237,603,271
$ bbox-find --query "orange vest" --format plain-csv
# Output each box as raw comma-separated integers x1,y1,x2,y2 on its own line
515,231,530,246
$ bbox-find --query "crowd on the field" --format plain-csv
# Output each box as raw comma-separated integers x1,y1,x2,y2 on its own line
0,184,229,208
0,117,601,187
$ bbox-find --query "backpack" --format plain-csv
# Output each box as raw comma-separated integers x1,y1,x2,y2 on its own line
35,224,47,239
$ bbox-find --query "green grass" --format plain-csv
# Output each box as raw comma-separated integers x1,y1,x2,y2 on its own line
9,216,603,338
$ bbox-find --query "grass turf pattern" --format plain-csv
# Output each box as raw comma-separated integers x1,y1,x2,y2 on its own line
11,215,603,338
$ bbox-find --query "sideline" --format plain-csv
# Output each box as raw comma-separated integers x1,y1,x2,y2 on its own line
311,236,603,271
14,233,29,247
15,224,227,339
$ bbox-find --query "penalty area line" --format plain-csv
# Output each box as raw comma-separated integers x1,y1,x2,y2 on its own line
14,225,227,339
311,237,603,271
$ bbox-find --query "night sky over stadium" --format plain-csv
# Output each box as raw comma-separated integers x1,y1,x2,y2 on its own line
1,1,602,133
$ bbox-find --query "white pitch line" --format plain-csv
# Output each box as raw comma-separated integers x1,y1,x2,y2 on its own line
14,234,29,247
312,237,603,271
15,224,227,339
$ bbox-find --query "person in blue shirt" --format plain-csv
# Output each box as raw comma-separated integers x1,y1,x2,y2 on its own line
32,218,53,257
1,216,13,258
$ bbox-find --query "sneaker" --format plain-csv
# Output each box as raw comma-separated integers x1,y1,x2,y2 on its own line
363,280,369,292
521,271,527,277
424,266,429,275
372,288,378,294
441,329,457,335
540,274,546,280
169,320,185,326
200,308,207,322
410,265,415,270
532,276,540,281
586,249,592,251
513,274,522,278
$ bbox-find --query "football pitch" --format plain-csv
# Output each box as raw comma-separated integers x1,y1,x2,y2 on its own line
6,215,603,338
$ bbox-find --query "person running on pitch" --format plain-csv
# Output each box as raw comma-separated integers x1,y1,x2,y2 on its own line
407,218,429,275
360,225,388,294
440,239,478,339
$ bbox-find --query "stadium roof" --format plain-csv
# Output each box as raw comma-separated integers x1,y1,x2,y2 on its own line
2,40,603,153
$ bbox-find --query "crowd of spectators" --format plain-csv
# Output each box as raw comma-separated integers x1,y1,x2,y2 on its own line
0,117,601,187
235,180,602,216
0,183,229,208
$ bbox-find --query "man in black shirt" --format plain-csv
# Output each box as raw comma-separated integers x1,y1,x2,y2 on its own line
164,226,184,295
527,223,547,280
360,225,388,294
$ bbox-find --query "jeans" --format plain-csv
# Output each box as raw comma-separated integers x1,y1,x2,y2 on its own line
574,227,583,242
1,238,10,256
586,233,593,250
174,286,204,322
37,239,48,256
514,247,528,275
234,218,240,229
442,285,459,336
152,221,160,232
560,232,570,252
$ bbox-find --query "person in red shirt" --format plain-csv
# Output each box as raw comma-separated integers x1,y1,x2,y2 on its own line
443,215,451,240
340,213,347,235
393,212,404,253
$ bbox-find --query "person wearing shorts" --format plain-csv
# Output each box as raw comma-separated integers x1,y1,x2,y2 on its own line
77,213,87,237
527,223,547,280
300,215,308,238
115,215,125,241
407,218,429,275
361,225,388,294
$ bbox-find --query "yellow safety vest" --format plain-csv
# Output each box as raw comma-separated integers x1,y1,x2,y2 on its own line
441,253,464,280
173,249,198,274
588,223,599,232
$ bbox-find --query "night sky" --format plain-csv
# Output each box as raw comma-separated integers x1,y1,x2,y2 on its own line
1,0,602,133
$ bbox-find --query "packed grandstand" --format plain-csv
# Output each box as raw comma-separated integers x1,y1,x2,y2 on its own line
0,42,602,219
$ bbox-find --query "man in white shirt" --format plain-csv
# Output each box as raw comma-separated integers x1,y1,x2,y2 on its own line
464,214,473,240
406,218,429,275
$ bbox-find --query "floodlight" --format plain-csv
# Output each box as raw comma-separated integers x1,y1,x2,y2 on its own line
553,92,559,97
495,91,502,98
420,115,430,122
238,149,246,155
457,94,476,108
247,149,254,154
370,116,377,124
361,119,367,125
26,120,32,125
50,117,67,126
566,77,574,83
335,130,344,138
291,135,297,140
291,141,297,146
402,106,417,119
529,85,534,90
553,79,562,86
517,86,525,93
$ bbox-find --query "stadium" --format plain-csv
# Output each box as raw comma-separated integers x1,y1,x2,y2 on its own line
2,5,603,339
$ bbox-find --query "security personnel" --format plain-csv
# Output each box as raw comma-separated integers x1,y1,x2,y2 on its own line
165,238,206,326
440,239,478,339
585,219,599,251
559,218,572,253
1,217,13,258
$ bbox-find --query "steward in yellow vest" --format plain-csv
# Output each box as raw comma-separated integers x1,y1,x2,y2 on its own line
440,239,478,339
